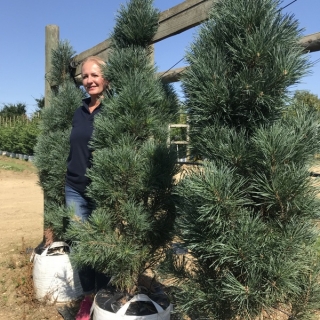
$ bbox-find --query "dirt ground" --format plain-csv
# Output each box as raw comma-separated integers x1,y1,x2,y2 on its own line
0,158,66,319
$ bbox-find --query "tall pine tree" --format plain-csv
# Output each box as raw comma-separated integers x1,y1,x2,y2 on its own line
66,0,179,293
168,0,320,318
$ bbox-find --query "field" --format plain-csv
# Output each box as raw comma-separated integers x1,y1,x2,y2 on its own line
0,156,68,319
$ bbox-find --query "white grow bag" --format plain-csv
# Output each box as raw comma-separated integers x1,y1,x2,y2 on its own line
32,241,83,302
92,293,173,320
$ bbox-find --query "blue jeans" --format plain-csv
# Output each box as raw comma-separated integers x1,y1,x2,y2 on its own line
65,185,95,222
65,185,101,294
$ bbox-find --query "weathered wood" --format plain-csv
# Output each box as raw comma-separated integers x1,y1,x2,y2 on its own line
159,32,320,83
154,0,215,42
171,141,189,145
70,0,320,84
300,32,320,53
169,124,189,128
45,25,59,108
45,0,320,87
72,28,320,85
158,67,186,83
71,0,212,78
71,38,113,69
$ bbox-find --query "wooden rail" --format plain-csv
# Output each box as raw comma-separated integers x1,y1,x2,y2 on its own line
45,0,320,89
70,0,214,81
159,31,320,83
300,32,320,53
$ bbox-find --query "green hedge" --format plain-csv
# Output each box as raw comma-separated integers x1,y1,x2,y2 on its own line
0,116,41,155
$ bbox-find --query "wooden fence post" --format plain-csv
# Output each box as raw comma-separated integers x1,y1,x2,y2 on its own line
45,25,59,109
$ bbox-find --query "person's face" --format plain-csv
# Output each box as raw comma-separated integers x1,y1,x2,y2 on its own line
81,60,108,98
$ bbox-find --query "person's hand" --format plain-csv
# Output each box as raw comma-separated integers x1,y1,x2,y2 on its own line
43,228,54,247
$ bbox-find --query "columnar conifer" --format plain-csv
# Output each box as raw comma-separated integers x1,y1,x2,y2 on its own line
66,0,179,293
170,0,320,318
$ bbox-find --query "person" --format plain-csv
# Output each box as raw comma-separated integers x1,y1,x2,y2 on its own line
65,55,109,320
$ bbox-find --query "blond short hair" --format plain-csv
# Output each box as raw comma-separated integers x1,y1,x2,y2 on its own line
81,56,106,72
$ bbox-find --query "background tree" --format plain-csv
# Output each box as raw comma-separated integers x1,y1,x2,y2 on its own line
292,90,320,111
0,101,40,155
66,0,179,293
34,96,45,113
0,103,26,118
164,0,320,319
285,90,320,122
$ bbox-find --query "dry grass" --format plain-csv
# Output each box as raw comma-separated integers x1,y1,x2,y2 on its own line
0,156,37,173
0,237,76,319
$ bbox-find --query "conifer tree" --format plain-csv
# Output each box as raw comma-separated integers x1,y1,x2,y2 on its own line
292,90,320,113
167,0,320,318
66,0,179,293
34,41,84,240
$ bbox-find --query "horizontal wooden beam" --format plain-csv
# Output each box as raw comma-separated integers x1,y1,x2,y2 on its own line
154,0,214,43
71,0,212,78
300,32,320,53
169,124,189,128
70,0,320,84
159,32,320,83
170,141,189,145
158,67,186,84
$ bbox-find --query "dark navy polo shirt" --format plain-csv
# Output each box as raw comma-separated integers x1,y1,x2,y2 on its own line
66,98,101,193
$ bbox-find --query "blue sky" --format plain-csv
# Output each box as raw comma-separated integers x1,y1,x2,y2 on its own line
0,0,319,115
